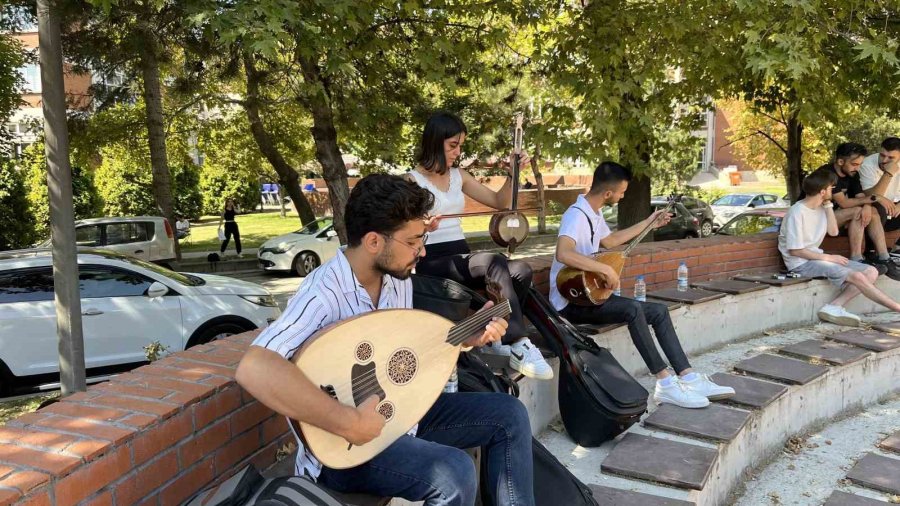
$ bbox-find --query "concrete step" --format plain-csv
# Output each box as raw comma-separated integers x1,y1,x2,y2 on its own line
779,339,873,366
823,490,891,505
733,353,828,385
707,373,788,409
588,484,693,506
599,433,718,491
878,431,900,455
642,403,751,443
846,453,900,495
828,329,900,352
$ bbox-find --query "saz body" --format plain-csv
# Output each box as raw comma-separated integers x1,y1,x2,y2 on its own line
290,301,511,469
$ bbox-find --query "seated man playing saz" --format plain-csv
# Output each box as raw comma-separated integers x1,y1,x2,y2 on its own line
236,174,535,506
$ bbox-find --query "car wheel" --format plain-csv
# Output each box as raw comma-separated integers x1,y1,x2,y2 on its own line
700,220,714,237
190,322,250,347
293,252,320,277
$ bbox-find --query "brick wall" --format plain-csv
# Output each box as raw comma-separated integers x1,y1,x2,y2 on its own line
524,232,784,295
0,332,293,506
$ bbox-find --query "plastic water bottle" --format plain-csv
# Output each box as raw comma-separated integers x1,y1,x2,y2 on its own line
613,284,621,297
677,262,689,292
634,275,646,302
443,367,458,393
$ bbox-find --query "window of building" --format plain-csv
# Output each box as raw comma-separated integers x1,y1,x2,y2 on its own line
19,64,41,93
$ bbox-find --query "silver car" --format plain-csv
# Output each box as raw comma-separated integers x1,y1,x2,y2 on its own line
41,216,177,266
258,218,340,276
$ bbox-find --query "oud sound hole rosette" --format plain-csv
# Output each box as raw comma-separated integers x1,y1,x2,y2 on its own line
377,401,395,421
387,348,417,385
355,342,373,362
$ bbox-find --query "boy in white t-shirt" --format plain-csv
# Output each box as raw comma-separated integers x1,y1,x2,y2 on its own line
779,167,900,326
549,161,734,409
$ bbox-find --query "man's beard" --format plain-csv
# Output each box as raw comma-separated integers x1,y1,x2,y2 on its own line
375,248,417,280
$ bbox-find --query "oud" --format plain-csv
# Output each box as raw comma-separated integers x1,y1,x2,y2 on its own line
290,300,511,469
557,197,679,306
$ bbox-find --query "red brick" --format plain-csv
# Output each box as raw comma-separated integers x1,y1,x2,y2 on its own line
231,402,275,436
118,414,161,430
54,445,131,506
247,441,278,471
157,458,215,506
4,413,50,428
0,444,80,476
62,392,100,403
86,395,178,418
0,467,14,480
177,419,230,468
92,382,171,400
170,359,236,379
177,351,242,368
131,411,193,466
114,450,178,506
80,491,113,506
213,430,258,474
261,416,288,445
17,491,51,506
131,493,159,506
0,427,80,453
192,387,242,428
41,403,130,423
0,471,49,494
127,377,215,405
33,417,134,445
61,440,111,462
0,487,21,505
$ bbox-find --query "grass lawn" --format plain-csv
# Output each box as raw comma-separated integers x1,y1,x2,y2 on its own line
0,392,58,426
180,210,562,253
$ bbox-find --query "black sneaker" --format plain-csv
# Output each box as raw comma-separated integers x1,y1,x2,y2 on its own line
862,259,889,276
879,259,900,281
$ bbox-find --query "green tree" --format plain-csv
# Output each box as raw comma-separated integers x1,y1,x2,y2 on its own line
0,32,25,157
0,157,35,250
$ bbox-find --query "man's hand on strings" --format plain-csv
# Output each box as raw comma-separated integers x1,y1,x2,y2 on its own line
343,395,386,446
463,301,509,348
646,210,673,229
424,215,442,233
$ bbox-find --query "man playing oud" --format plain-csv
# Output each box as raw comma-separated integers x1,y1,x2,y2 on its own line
549,161,734,409
236,174,534,506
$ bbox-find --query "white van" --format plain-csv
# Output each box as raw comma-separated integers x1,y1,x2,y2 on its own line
42,216,177,266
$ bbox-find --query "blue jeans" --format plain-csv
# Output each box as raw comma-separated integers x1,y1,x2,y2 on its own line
318,392,534,506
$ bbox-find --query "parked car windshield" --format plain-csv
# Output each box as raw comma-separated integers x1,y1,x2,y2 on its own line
717,215,782,236
292,218,334,235
713,195,753,206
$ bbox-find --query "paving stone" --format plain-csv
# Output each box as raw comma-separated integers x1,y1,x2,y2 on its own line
646,288,725,305
645,298,685,311
779,339,872,366
734,273,813,286
870,321,900,337
878,431,900,455
828,330,900,352
733,353,828,385
691,279,769,295
823,491,889,506
709,373,788,409
846,453,900,495
587,485,693,506
643,403,751,442
600,433,718,491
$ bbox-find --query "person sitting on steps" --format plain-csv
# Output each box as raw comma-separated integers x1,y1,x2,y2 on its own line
549,161,735,409
780,166,900,326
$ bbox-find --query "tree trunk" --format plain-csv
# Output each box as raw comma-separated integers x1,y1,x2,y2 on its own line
137,25,180,261
298,56,351,245
242,55,316,225
786,112,804,203
530,145,546,234
617,143,653,239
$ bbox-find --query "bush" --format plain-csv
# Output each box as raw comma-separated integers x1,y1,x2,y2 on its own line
171,164,203,220
21,142,103,241
0,157,36,250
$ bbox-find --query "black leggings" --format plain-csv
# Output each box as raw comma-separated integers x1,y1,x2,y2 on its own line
416,241,533,344
561,295,691,375
221,221,241,254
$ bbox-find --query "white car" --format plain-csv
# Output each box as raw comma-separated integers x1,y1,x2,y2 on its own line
40,216,178,267
0,249,280,391
258,218,340,276
710,193,786,227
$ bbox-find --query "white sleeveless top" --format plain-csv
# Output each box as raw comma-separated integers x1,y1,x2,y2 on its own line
409,168,466,244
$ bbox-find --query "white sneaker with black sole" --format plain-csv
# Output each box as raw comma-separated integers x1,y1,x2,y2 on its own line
509,338,554,380
679,373,735,400
653,379,710,409
480,340,512,357
817,304,861,327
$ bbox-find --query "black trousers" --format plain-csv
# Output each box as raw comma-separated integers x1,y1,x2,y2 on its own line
221,221,242,254
561,295,692,375
416,240,532,345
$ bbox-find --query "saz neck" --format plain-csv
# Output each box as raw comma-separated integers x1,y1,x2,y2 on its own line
446,300,513,346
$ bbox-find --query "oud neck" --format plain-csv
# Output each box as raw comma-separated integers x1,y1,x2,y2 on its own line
446,300,512,346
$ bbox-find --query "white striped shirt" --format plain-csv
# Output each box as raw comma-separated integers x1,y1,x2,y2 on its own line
251,248,414,480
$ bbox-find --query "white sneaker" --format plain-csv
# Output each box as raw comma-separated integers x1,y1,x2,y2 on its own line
680,373,735,400
653,379,710,409
817,304,861,327
480,340,512,357
509,338,554,380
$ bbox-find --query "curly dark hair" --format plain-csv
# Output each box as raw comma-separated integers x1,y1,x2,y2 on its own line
345,174,435,247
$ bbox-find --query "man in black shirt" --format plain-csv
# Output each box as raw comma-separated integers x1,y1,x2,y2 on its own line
816,143,900,280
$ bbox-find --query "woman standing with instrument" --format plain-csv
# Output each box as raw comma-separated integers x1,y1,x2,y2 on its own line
549,161,735,408
408,112,553,380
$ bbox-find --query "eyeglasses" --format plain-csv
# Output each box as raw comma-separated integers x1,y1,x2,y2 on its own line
382,233,429,256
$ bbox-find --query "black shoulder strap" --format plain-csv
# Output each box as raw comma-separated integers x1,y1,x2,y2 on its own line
574,207,594,244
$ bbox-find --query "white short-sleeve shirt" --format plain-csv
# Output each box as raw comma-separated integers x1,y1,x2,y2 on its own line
549,195,612,310
859,153,900,201
250,249,414,480
778,201,827,271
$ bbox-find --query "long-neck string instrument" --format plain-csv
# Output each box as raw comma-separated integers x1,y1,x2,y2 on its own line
556,195,681,306
438,114,533,254
289,300,512,469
